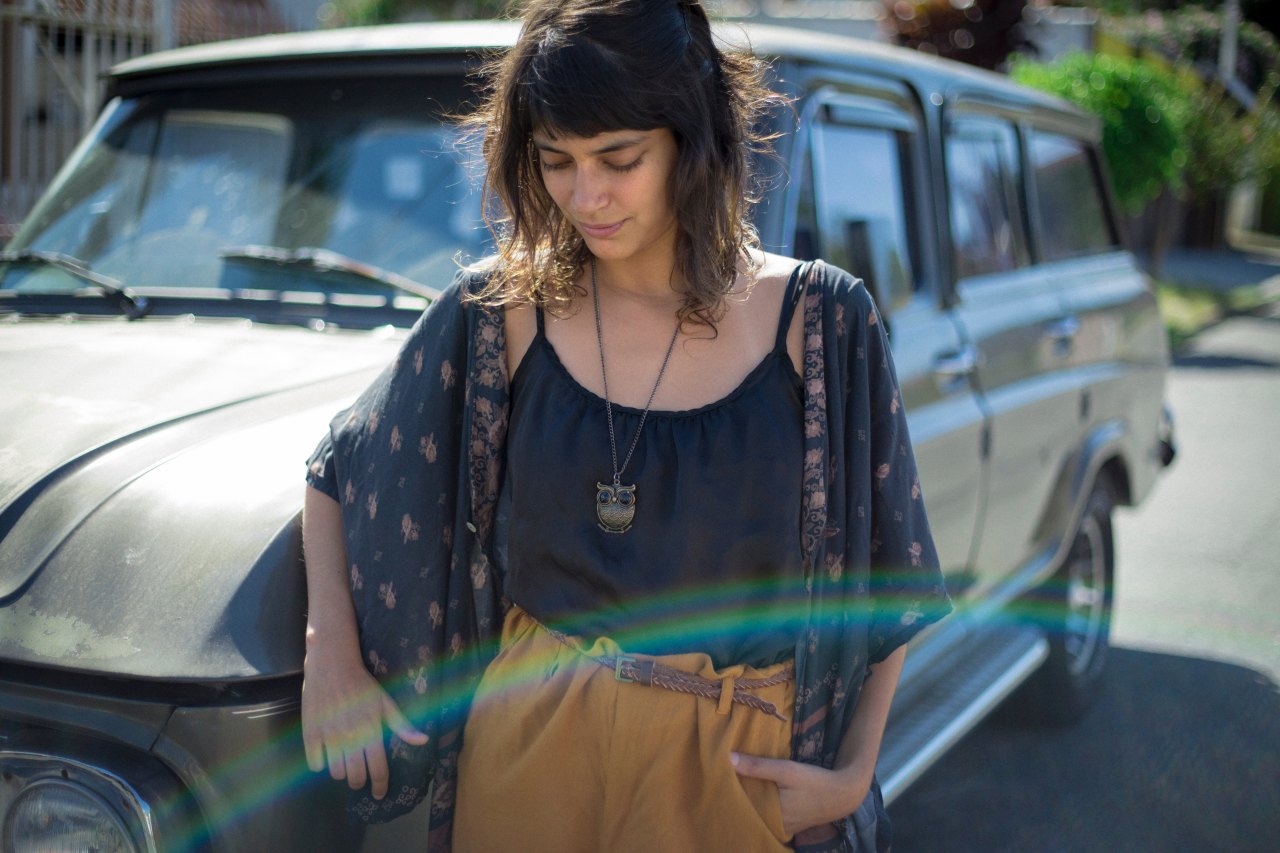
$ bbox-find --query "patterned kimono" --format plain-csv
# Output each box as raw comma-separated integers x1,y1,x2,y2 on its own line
305,260,952,852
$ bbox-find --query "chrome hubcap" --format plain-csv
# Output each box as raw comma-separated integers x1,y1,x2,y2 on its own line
1064,513,1107,676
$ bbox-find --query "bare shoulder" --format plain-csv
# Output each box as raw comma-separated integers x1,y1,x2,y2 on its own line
503,301,537,382
742,249,807,372
746,249,805,292
734,249,805,313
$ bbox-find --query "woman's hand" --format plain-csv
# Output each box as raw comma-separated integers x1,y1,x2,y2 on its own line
731,752,870,838
300,485,428,800
731,647,908,836
301,645,429,800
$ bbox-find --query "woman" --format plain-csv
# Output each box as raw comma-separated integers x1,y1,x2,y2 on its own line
300,1,951,850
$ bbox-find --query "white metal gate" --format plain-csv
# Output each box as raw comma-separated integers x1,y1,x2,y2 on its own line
0,1,158,235
0,0,285,238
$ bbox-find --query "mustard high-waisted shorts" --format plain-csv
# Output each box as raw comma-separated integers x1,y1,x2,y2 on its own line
453,605,796,852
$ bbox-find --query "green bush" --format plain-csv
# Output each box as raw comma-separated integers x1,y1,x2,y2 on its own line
1104,4,1280,94
1180,78,1280,200
1101,4,1280,202
1010,52,1188,212
331,0,510,26
1261,163,1280,234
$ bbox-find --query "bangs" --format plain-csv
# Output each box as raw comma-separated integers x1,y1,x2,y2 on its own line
466,0,783,330
523,36,669,139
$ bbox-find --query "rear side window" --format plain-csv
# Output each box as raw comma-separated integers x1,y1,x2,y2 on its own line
945,119,1028,280
795,106,920,314
1028,132,1116,260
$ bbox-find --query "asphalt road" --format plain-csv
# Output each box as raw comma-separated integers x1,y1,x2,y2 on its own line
890,300,1280,852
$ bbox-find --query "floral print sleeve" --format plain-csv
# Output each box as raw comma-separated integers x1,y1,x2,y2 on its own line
301,268,508,844
792,261,952,853
304,427,339,500
859,284,950,664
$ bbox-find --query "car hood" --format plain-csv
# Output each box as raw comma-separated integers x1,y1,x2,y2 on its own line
0,315,402,682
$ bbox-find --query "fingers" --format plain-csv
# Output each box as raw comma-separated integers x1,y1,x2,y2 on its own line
365,740,391,800
343,745,368,792
730,752,793,784
382,693,430,745
360,693,424,798
303,727,325,773
327,740,346,781
301,670,428,800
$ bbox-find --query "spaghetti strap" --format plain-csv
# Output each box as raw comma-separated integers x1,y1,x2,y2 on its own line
773,261,810,353
534,304,546,338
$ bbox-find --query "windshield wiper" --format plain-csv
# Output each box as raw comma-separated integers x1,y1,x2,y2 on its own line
0,250,151,319
219,245,441,301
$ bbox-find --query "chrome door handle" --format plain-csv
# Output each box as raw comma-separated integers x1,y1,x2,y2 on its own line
933,346,979,379
1044,316,1080,341
1045,315,1080,358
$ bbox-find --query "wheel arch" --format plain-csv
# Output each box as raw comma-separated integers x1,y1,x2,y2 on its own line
1096,453,1130,506
1004,426,1124,725
1032,420,1130,572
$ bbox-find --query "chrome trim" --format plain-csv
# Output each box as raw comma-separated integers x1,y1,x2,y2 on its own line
231,697,301,720
881,638,1049,804
0,750,158,853
6,778,134,848
1064,513,1107,677
777,86,827,258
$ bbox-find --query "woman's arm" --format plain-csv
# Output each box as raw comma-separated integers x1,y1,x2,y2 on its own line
300,485,428,800
731,644,907,837
833,643,906,802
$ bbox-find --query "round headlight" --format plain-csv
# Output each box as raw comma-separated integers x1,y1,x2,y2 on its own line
3,779,138,853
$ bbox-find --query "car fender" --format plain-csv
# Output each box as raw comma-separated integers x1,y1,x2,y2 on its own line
1031,419,1128,586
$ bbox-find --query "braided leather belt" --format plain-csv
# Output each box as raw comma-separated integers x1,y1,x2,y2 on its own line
595,654,793,720
526,610,794,720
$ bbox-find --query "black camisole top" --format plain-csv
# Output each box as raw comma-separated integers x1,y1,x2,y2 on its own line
501,267,807,668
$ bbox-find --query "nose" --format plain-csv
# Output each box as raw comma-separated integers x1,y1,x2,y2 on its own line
570,166,608,215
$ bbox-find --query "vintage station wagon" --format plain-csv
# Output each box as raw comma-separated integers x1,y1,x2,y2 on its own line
0,20,1172,851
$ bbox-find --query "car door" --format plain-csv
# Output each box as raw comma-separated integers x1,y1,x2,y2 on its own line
1021,124,1169,511
943,107,1082,592
789,90,984,583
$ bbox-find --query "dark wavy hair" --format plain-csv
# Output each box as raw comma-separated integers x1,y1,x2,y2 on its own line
463,0,785,328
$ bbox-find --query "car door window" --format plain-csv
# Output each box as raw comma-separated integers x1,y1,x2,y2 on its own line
796,106,920,313
1028,131,1117,261
945,119,1028,280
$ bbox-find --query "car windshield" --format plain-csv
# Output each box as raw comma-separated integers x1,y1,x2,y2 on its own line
1,74,489,298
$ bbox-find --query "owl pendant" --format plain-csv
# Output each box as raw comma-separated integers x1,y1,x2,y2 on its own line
596,481,636,533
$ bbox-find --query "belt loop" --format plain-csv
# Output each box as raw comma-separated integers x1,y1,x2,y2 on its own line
716,676,735,716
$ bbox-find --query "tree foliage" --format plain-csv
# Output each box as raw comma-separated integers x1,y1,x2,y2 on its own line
1011,52,1187,211
331,0,511,26
1179,80,1280,199
880,0,1032,71
1102,3,1280,93
1073,1,1280,44
1013,46,1280,211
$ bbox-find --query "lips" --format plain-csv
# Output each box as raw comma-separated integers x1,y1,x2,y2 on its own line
578,220,624,239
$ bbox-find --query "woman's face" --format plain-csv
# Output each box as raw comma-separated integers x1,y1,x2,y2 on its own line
532,127,680,269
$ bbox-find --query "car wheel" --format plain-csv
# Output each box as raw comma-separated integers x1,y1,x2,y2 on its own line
1006,478,1114,724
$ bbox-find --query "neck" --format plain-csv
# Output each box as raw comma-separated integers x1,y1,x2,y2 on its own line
592,249,687,308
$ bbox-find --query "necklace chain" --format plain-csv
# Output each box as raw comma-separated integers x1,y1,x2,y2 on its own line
591,257,681,484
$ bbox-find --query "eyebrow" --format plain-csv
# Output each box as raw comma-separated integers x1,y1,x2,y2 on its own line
532,135,648,156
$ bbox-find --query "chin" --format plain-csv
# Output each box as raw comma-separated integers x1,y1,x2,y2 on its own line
581,238,637,262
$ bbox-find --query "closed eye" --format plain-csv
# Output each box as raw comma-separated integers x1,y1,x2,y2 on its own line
607,157,643,174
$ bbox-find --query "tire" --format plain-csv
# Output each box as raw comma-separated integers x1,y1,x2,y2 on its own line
1005,479,1115,725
